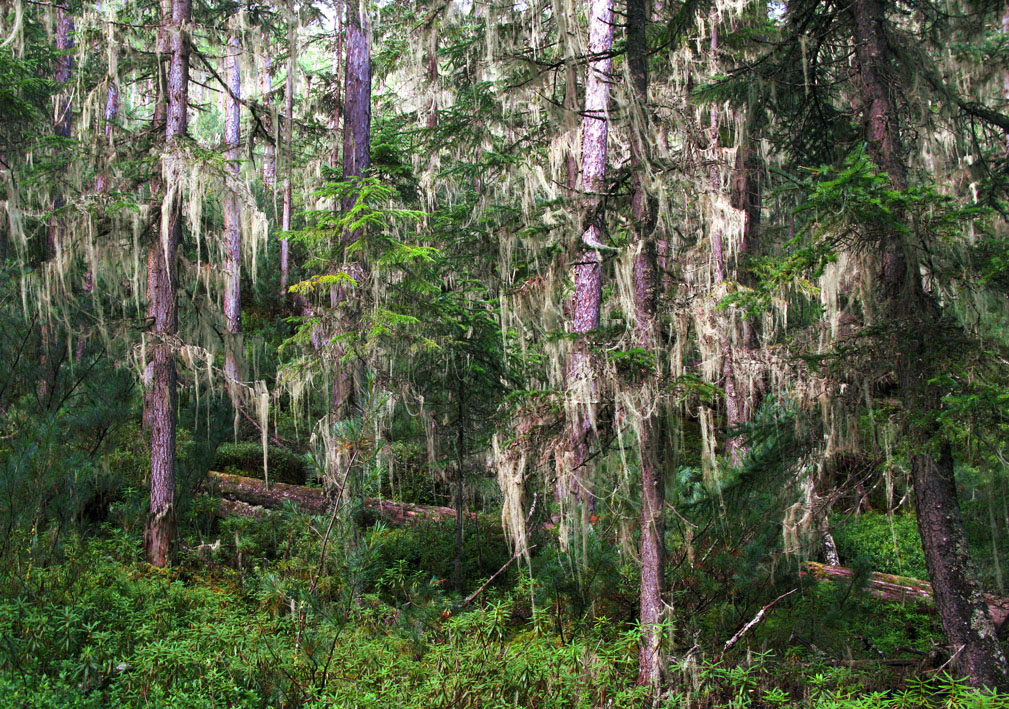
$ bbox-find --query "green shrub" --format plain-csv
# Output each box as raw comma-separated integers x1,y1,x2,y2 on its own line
213,441,308,485
832,512,928,579
371,517,512,592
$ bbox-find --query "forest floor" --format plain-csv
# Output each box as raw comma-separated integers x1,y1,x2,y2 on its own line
3,486,1009,708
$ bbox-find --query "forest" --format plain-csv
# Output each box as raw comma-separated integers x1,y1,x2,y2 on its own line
2,0,1009,705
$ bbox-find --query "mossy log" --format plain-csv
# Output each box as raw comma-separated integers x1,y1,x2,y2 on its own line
801,561,1009,631
207,470,469,526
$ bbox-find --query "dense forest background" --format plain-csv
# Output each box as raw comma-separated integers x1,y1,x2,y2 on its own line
3,0,1009,705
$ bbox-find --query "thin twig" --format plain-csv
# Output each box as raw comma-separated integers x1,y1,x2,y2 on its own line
460,546,536,609
719,588,798,660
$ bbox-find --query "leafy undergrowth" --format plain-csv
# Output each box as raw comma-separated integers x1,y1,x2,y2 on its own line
1,524,1007,708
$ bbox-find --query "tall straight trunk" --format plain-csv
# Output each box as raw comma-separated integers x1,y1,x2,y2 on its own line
223,32,242,385
1003,3,1009,153
329,5,344,170
152,0,171,135
453,383,465,593
41,9,74,399
849,0,1008,690
425,20,438,129
627,0,664,689
81,68,118,361
262,36,276,188
280,20,296,295
563,0,613,508
332,0,371,417
341,0,370,192
706,12,746,462
95,78,119,194
551,0,579,194
0,161,7,263
145,0,190,568
729,120,760,350
49,8,73,259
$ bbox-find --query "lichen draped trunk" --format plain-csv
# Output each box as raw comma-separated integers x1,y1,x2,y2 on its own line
562,0,612,513
848,0,1009,689
145,0,190,568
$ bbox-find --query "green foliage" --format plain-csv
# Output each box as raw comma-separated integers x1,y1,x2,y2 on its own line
213,441,308,485
372,517,511,592
832,512,928,579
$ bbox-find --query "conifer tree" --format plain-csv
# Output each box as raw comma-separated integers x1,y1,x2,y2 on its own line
145,0,191,568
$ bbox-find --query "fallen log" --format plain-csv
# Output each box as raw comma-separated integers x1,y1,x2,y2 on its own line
801,561,1009,631
207,470,470,526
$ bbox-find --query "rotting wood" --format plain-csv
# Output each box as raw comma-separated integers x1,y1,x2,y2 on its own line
207,471,473,526
801,562,1009,630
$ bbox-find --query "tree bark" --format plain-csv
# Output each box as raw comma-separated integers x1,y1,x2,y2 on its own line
563,0,612,509
145,0,190,568
706,11,748,463
848,0,1009,690
280,17,296,295
329,5,344,170
95,78,119,195
47,8,72,261
331,0,371,417
208,470,469,525
262,36,276,189
802,561,1009,631
223,32,242,386
626,0,665,689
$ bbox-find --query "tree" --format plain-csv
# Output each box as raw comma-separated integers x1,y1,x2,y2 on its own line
145,0,191,568
562,0,614,513
844,0,1008,688
331,0,371,417
223,27,242,386
626,0,666,688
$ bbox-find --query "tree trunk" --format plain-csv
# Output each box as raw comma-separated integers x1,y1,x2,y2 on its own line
152,0,171,136
330,5,344,170
454,385,465,592
145,0,190,568
280,19,296,295
223,32,242,386
208,470,468,525
706,12,747,463
95,78,119,195
332,0,371,417
262,36,276,189
563,0,612,510
848,0,1009,690
426,19,439,129
627,0,665,689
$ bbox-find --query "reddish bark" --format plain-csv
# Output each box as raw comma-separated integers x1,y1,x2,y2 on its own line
329,6,344,170
626,0,665,688
145,0,190,568
208,471,470,526
331,0,372,416
563,0,612,508
802,562,1009,632
847,0,1008,689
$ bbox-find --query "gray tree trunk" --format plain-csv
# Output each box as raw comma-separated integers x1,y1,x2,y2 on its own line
223,32,242,386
